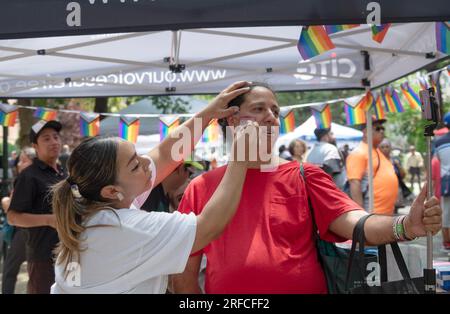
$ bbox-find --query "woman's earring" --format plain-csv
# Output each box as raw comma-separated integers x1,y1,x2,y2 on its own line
117,192,124,201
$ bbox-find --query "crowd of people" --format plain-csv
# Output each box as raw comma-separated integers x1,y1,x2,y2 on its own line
0,81,445,294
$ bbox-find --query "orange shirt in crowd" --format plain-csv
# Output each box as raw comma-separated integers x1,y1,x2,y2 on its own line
346,142,398,215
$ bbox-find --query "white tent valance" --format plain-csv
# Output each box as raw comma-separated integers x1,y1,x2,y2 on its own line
0,23,447,98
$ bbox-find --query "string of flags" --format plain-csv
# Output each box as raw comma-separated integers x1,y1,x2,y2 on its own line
0,65,448,141
297,22,448,61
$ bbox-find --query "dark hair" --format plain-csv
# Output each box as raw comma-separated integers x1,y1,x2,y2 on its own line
314,128,331,141
278,145,287,154
52,136,121,268
218,82,275,140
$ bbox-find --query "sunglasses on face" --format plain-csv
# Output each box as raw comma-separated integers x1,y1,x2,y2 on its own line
374,126,385,132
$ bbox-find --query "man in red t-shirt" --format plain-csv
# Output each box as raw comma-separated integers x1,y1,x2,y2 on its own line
172,83,443,294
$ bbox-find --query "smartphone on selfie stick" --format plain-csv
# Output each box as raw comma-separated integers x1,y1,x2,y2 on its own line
419,87,441,294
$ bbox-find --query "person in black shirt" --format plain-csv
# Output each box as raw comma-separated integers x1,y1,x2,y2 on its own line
141,160,204,212
7,120,67,294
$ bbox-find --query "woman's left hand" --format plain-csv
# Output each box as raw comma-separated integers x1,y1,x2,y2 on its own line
200,81,250,120
404,184,442,238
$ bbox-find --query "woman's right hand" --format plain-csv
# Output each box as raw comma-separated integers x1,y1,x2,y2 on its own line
231,120,260,165
199,81,251,121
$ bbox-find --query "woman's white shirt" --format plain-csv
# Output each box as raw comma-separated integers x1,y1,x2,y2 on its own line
51,156,197,294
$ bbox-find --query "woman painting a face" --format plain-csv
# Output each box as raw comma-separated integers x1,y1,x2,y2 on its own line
51,81,261,294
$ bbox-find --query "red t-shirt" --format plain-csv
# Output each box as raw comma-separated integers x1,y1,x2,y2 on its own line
178,161,361,293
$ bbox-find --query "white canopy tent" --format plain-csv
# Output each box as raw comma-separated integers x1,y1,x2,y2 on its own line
0,23,447,98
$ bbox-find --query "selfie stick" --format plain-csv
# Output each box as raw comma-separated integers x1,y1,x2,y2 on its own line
420,87,439,294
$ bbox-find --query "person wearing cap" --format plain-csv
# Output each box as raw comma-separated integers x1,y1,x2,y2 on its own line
140,159,204,213
7,120,66,294
307,128,346,190
346,116,398,215
434,112,450,250
405,145,424,190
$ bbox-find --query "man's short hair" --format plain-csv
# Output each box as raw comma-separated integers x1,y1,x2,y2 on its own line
314,128,331,141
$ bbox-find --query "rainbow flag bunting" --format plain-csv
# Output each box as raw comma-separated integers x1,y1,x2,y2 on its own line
418,77,429,90
344,103,366,126
34,107,57,121
80,112,100,137
119,116,140,144
400,82,421,110
436,22,450,54
202,119,220,143
382,87,404,113
297,26,335,60
159,116,180,141
372,92,386,120
325,24,360,35
360,92,374,112
311,104,332,129
0,104,19,127
371,24,391,43
279,109,296,134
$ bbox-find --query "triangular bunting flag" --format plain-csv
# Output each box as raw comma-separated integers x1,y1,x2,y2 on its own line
371,92,386,120
159,115,180,141
400,82,421,110
202,119,220,143
34,107,57,121
311,104,332,129
344,103,366,126
0,104,19,127
382,87,404,113
80,112,100,137
297,26,335,60
279,108,296,134
119,116,140,144
371,24,391,43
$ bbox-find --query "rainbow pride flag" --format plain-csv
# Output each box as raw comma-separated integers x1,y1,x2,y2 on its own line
400,82,421,110
360,92,374,112
325,24,360,35
119,116,140,144
344,103,366,126
80,112,100,137
297,26,335,60
382,87,404,113
436,22,450,54
279,109,296,134
371,24,391,43
202,119,220,143
372,92,386,120
0,104,18,127
34,107,57,121
159,116,180,141
311,104,332,129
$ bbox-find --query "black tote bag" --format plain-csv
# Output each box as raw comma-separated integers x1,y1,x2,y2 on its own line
300,163,424,294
